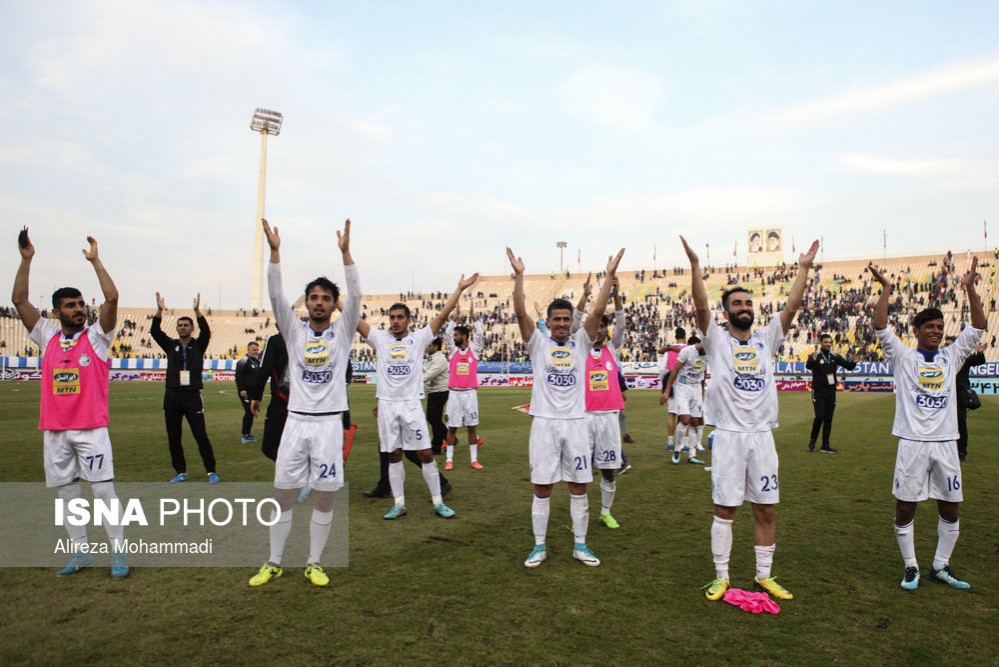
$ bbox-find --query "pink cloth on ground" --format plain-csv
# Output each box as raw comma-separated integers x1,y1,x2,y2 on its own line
722,588,781,615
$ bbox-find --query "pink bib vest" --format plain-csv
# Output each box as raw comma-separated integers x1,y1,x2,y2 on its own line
40,329,110,431
585,346,624,412
449,347,478,389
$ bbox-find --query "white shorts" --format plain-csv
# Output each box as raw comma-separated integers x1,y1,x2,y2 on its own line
667,394,679,414
378,400,430,452
275,413,344,492
42,428,115,488
529,417,592,485
710,429,779,507
673,384,703,418
892,439,963,503
446,390,479,428
586,412,622,469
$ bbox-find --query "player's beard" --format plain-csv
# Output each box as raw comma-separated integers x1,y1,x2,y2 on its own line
728,311,754,332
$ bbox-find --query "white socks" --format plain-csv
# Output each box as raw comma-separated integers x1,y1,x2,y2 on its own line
308,509,333,564
711,515,733,580
421,458,442,505
57,482,88,546
446,444,454,463
932,517,960,571
894,520,917,567
600,478,616,515
754,544,776,580
532,495,550,545
268,509,293,566
570,493,589,544
469,443,479,463
91,481,126,551
389,460,405,507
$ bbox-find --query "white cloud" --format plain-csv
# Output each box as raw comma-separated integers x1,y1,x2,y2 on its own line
769,55,999,128
561,65,665,129
842,153,999,191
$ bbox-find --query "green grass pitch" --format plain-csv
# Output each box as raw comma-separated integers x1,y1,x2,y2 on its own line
0,382,997,665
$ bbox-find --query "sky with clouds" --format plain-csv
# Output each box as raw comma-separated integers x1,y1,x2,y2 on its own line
3,0,998,309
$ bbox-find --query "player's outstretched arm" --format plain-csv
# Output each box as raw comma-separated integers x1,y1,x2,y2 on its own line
262,218,281,264
780,239,819,334
585,250,625,342
868,263,892,330
508,248,535,342
431,273,479,335
962,256,986,330
12,226,40,332
576,272,592,314
681,236,710,334
337,218,354,267
82,236,119,333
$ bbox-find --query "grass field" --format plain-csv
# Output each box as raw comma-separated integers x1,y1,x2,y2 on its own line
1,381,998,666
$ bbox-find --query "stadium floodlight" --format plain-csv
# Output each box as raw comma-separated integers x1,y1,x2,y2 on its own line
556,241,567,275
250,108,283,135
249,108,284,309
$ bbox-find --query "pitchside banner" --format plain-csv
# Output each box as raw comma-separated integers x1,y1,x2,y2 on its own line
0,483,349,568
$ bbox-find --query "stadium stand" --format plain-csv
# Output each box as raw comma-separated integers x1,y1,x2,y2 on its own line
2,251,997,364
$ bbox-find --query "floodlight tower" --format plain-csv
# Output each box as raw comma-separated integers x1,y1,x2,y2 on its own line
249,107,283,309
556,241,567,275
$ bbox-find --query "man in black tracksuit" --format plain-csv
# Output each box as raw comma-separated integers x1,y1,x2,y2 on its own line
151,292,218,482
235,341,263,443
805,333,860,453
250,331,290,462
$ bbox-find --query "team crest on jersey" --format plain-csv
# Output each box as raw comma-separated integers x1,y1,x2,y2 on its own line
304,339,329,366
550,347,572,369
917,367,944,392
605,361,614,371
389,343,408,361
691,358,705,372
78,354,91,367
456,362,470,375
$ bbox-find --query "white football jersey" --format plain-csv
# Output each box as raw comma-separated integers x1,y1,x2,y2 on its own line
29,319,113,362
675,345,707,385
527,327,592,419
702,317,784,432
269,263,361,414
367,326,434,401
876,325,981,441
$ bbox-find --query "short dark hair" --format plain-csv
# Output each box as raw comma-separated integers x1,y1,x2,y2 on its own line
305,276,340,303
177,316,194,326
601,314,612,326
945,335,957,342
429,337,442,350
247,341,260,348
52,287,82,309
721,287,752,309
820,333,833,342
454,325,470,338
687,335,701,345
675,327,686,339
912,308,944,329
547,298,573,317
389,302,411,319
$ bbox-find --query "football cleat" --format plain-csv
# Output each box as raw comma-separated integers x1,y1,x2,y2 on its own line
470,461,484,470
434,503,456,519
599,512,620,529
524,545,547,568
304,563,329,587
249,563,283,587
901,566,920,590
383,505,408,520
572,543,600,567
703,578,729,601
169,473,188,484
930,565,970,589
110,553,130,579
56,553,94,577
755,576,794,600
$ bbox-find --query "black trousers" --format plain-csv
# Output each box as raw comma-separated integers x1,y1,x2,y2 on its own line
426,391,449,452
375,451,451,489
956,404,969,460
164,391,216,474
809,391,837,446
260,396,289,462
240,397,255,436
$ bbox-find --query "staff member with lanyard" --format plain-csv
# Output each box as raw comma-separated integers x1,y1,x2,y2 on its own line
805,333,860,454
151,292,219,483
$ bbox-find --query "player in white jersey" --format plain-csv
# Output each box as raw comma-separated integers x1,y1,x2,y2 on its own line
657,327,687,451
663,336,707,465
683,235,818,602
508,246,625,569
869,260,985,591
443,300,485,470
358,273,479,520
249,218,361,588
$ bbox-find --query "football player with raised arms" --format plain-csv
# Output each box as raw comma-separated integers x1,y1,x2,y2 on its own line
358,273,479,520
248,217,360,588
869,258,985,591
683,235,818,602
508,245,625,569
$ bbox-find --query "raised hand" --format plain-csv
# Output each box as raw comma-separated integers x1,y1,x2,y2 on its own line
17,226,34,260
155,292,166,310
337,218,351,253
82,236,100,263
457,273,480,292
680,236,699,264
582,272,593,297
866,262,889,286
193,293,202,314
605,248,625,275
799,240,820,268
506,248,524,275
262,218,280,250
961,256,979,289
